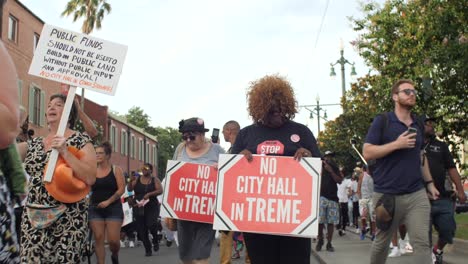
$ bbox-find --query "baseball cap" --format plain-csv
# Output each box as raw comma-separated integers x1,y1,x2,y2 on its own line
324,150,335,157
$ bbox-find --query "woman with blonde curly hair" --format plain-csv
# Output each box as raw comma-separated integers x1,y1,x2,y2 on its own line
231,74,321,264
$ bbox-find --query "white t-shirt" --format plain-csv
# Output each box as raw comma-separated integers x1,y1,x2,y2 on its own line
337,178,352,203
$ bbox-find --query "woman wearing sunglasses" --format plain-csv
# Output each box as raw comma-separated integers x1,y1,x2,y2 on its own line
173,117,225,264
128,163,163,257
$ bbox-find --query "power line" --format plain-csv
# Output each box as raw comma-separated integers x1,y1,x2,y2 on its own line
313,0,330,50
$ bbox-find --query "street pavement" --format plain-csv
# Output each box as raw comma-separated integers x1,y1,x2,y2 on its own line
85,231,467,263
85,239,321,264
312,229,467,264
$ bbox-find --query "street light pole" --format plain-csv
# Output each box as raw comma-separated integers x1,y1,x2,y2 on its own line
301,95,339,135
315,95,321,134
330,39,357,111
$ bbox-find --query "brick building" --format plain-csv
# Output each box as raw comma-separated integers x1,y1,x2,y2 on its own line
1,0,158,176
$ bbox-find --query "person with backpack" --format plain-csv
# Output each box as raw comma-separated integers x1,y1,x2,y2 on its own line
363,79,438,264
423,116,466,264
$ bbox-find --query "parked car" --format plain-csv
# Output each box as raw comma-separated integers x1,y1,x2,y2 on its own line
455,191,468,214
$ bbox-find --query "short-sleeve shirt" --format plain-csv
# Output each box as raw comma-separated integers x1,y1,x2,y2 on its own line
424,138,456,198
231,120,320,157
365,112,424,194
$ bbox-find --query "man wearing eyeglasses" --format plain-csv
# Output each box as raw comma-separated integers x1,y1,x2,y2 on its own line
363,79,438,264
423,116,466,264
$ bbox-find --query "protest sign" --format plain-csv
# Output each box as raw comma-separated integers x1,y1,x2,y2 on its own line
29,24,127,96
161,161,218,224
213,154,322,237
28,24,127,182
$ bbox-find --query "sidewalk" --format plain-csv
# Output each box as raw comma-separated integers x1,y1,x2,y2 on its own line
311,230,467,264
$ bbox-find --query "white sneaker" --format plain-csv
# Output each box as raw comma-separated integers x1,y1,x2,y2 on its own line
398,239,407,254
129,241,135,248
388,247,401,257
404,242,413,253
120,240,126,248
355,228,360,234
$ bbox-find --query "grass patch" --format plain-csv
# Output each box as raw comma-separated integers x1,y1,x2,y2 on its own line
455,213,468,240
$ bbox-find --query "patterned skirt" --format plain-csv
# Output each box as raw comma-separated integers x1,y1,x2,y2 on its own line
0,175,20,264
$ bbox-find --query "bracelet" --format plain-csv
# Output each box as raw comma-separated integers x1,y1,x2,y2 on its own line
425,180,433,186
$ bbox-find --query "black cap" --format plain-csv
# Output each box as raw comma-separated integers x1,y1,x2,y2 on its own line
178,117,209,133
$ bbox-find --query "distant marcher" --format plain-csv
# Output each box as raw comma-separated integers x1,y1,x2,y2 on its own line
423,116,466,264
18,93,97,263
356,166,376,241
89,142,125,264
127,163,163,257
336,169,351,236
174,117,225,264
231,75,321,264
316,151,343,252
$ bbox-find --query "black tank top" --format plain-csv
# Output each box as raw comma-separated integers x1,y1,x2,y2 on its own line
91,166,118,205
134,176,158,205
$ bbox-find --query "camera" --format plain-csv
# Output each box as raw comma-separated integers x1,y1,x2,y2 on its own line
211,128,220,143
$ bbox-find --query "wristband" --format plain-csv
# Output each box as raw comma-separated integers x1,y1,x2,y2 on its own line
425,180,433,186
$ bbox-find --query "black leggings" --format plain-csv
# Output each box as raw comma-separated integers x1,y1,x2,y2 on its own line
244,233,311,264
339,202,349,230
135,207,159,253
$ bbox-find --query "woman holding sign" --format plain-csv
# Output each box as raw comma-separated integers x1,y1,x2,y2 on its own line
173,117,225,264
17,94,97,263
231,75,321,264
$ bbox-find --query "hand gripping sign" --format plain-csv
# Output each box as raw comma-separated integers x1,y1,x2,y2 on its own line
213,154,322,237
161,160,218,223
29,24,127,182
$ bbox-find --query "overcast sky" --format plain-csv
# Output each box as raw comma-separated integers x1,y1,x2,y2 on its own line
21,0,379,147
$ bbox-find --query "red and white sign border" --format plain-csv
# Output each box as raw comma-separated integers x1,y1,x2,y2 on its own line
214,154,322,237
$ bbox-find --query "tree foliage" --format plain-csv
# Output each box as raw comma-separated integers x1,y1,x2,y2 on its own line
124,106,182,178
61,0,112,34
153,127,182,179
126,106,150,130
320,0,467,174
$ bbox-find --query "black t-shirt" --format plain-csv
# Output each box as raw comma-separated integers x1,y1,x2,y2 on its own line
424,138,456,197
231,120,320,157
320,159,340,202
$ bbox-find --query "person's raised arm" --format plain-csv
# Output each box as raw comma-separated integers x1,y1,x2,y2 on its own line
74,98,98,139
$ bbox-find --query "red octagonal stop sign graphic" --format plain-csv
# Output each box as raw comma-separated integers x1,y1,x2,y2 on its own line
161,161,217,224
214,154,322,237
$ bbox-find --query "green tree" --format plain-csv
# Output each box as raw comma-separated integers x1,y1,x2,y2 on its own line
154,127,182,179
341,0,467,171
124,106,182,178
126,106,150,130
61,0,112,34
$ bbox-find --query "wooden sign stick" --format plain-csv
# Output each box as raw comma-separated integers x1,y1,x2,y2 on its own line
43,86,77,182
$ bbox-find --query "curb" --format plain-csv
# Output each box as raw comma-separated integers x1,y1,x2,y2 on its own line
311,248,327,264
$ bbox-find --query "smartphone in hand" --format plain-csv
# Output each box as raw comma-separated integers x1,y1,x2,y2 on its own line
407,127,417,138
211,128,220,143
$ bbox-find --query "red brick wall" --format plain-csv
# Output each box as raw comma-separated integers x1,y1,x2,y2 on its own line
2,0,60,137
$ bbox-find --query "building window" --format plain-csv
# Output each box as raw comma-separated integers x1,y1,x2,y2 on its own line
110,125,118,152
121,130,128,156
18,80,23,106
33,33,40,52
145,142,150,163
130,135,135,159
139,139,144,161
152,145,157,169
8,15,18,42
28,85,45,126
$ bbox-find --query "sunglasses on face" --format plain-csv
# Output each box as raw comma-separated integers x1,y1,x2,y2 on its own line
182,133,197,141
396,88,417,96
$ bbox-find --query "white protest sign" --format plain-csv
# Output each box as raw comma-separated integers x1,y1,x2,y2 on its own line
29,24,127,182
29,24,127,95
